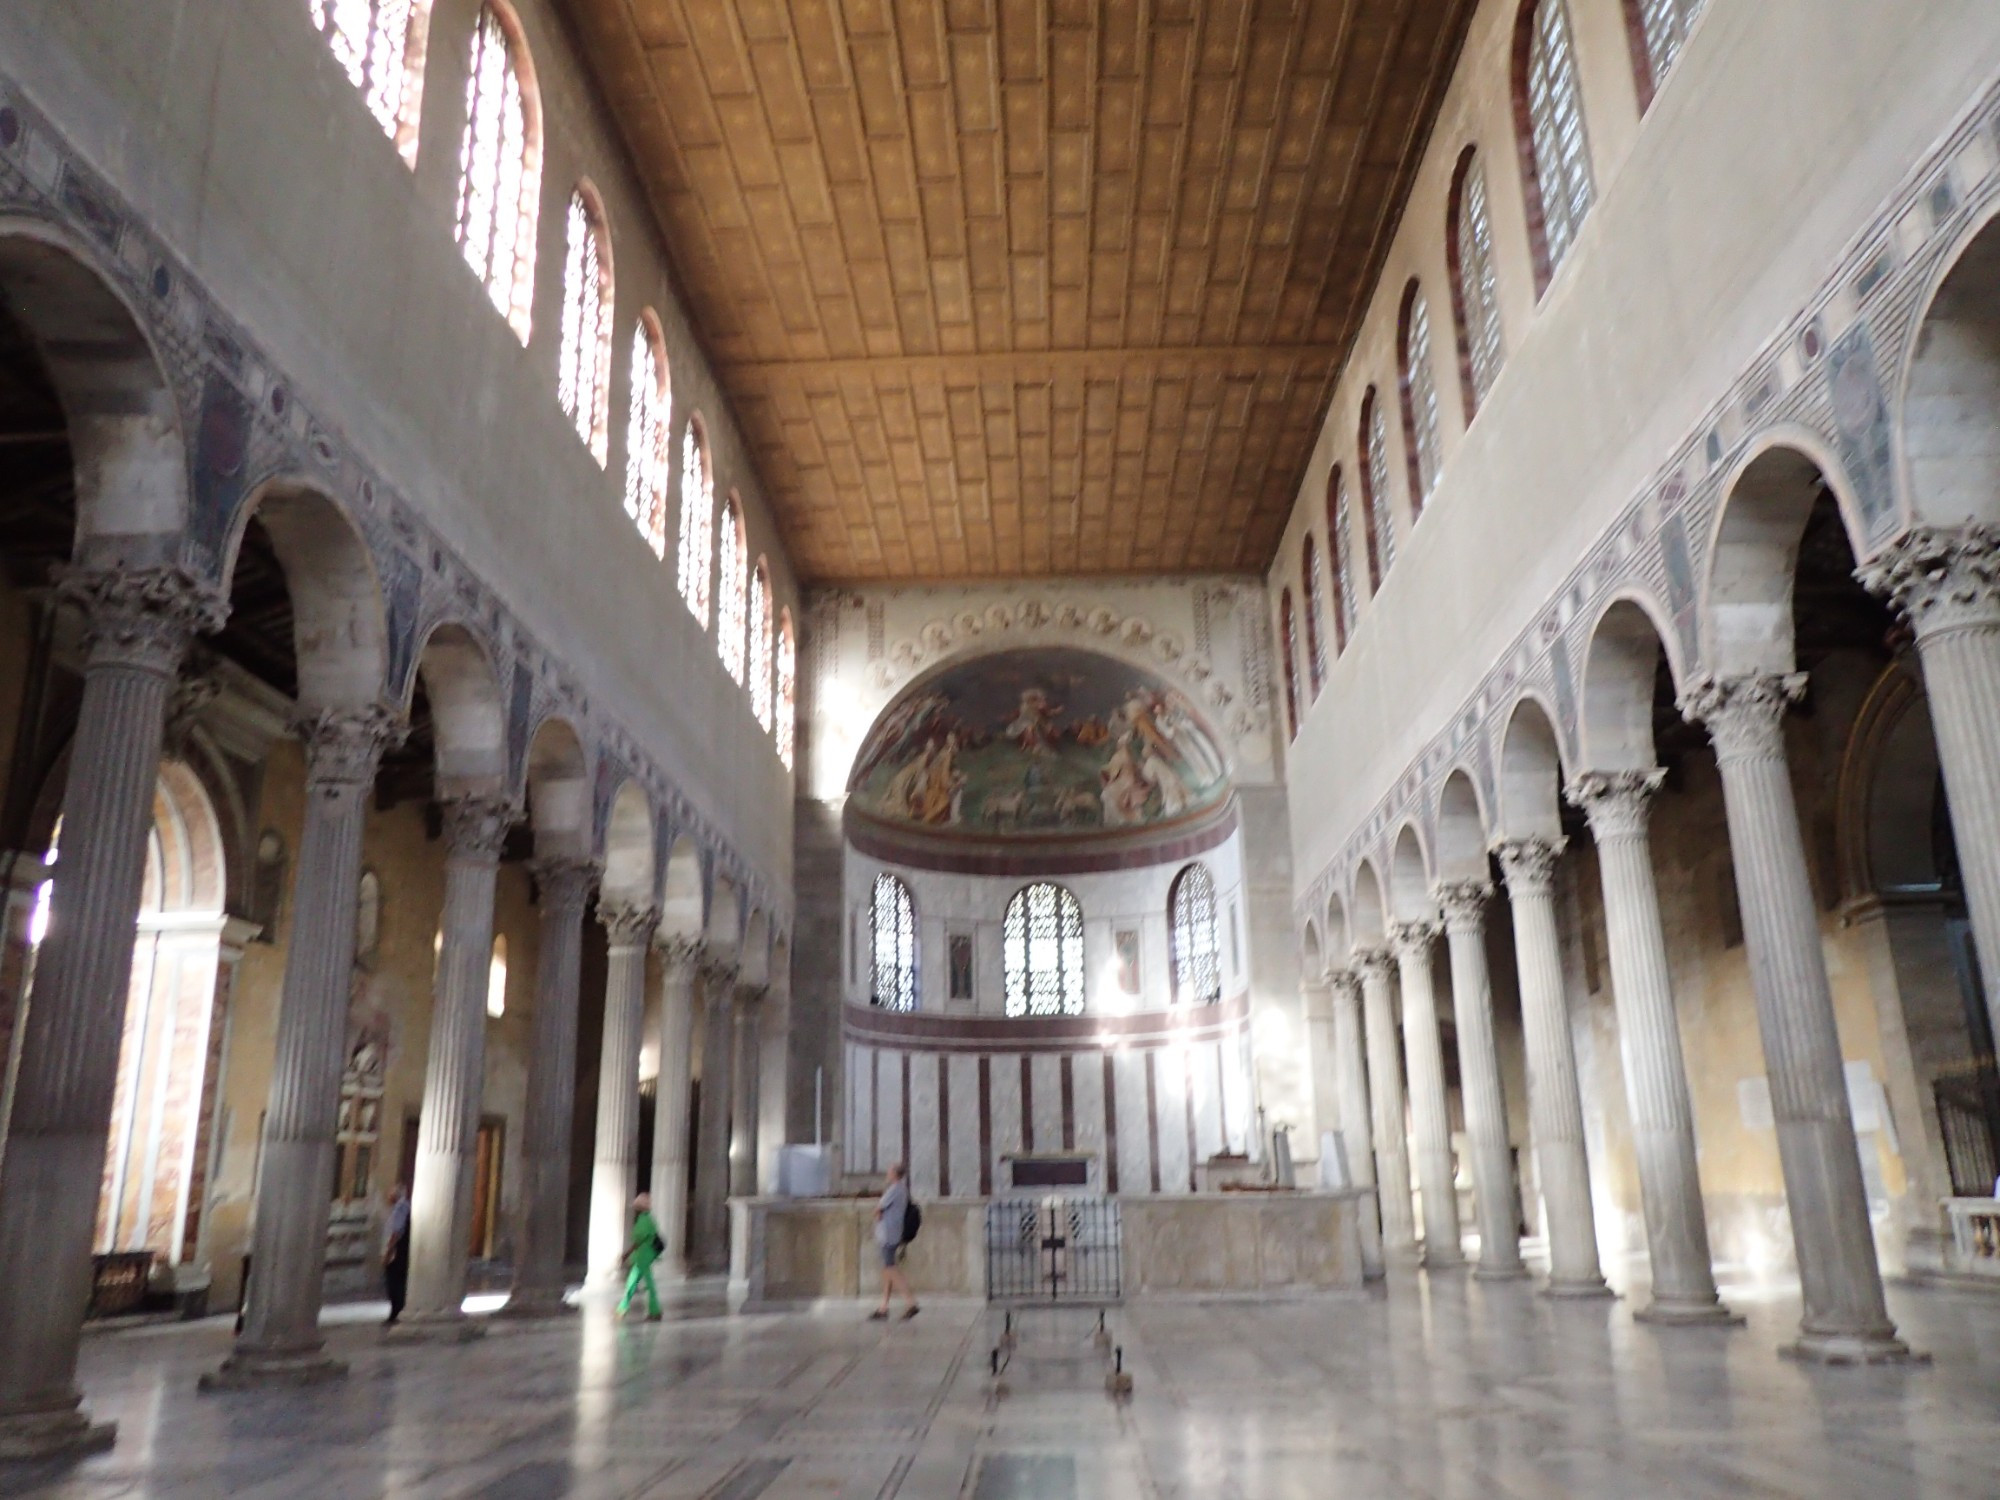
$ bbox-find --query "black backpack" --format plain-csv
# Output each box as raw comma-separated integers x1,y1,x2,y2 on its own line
900,1198,922,1246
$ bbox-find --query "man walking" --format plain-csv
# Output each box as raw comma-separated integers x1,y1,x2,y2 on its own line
619,1192,663,1321
382,1181,410,1327
870,1163,919,1322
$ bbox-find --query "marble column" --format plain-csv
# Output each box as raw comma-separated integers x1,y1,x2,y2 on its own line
399,794,515,1335
693,958,737,1270
1328,969,1384,1277
1301,978,1340,1167
207,704,405,1388
1389,920,1462,1268
506,856,597,1315
1355,946,1416,1257
1568,771,1733,1324
0,850,51,1172
1682,674,1909,1361
1435,880,1526,1280
1492,836,1608,1296
0,566,221,1456
729,984,766,1198
586,901,657,1287
1861,527,2000,1057
648,939,701,1280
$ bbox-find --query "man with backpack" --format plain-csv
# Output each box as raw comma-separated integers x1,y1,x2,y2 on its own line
869,1163,920,1322
618,1192,664,1321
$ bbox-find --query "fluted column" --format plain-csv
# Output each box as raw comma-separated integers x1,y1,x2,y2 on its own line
0,566,221,1456
1861,527,2000,1057
586,902,657,1287
1389,920,1461,1268
506,856,597,1314
1355,947,1416,1257
1568,771,1733,1324
1493,837,1608,1297
399,794,515,1334
1328,969,1383,1277
730,984,766,1197
207,705,405,1388
1435,880,1525,1280
1682,674,1908,1361
1301,978,1340,1164
693,957,737,1271
649,939,702,1280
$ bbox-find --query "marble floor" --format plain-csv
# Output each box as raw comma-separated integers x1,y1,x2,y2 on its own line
5,1270,2000,1499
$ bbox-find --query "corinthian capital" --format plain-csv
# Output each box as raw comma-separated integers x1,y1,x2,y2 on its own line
1352,945,1397,983
529,855,599,914
296,704,406,791
655,935,705,977
1326,967,1363,1002
1386,918,1441,960
1432,879,1492,933
1678,672,1805,763
599,901,659,950
1492,835,1565,896
57,562,227,676
1856,523,2000,637
1566,769,1665,840
440,793,519,862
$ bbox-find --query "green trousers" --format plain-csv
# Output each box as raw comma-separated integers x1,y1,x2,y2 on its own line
619,1259,660,1317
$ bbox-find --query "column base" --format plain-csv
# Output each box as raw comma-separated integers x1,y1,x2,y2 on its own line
1541,1276,1615,1300
1781,1330,1929,1366
497,1290,578,1319
1420,1249,1466,1271
1473,1262,1532,1282
1634,1297,1744,1327
382,1312,485,1344
0,1402,116,1462
200,1345,347,1392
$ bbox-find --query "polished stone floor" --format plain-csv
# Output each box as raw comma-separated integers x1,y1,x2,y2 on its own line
5,1269,2000,1499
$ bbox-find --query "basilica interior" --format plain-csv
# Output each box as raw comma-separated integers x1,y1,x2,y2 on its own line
3,1,2000,1496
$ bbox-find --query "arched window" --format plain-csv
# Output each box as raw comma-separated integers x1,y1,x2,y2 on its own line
454,2,541,342
749,558,773,731
485,934,509,1018
557,185,614,464
1626,0,1705,109
775,608,796,770
716,495,748,683
1168,864,1222,1005
870,872,918,1012
623,314,671,557
1279,587,1301,740
1002,883,1085,1018
1513,0,1594,294
1397,283,1443,512
308,0,431,163
1446,149,1505,418
1325,466,1354,652
677,418,713,625
1359,388,1395,590
1301,535,1327,696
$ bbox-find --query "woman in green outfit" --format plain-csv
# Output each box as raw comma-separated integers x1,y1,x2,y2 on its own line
618,1192,663,1320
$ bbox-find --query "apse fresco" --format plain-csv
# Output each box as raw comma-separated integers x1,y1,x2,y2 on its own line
848,648,1229,837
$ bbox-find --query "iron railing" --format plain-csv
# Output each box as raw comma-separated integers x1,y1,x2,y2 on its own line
985,1196,1122,1303
1935,1070,2000,1196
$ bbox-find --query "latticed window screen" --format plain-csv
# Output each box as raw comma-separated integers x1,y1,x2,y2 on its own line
775,611,796,770
1364,396,1396,580
1169,865,1223,1006
678,425,712,625
1456,155,1505,407
1279,589,1301,740
623,324,670,557
871,873,918,1012
455,4,539,342
1301,535,1327,695
749,563,773,730
717,500,747,683
1328,470,1356,649
558,190,613,464
1638,0,1705,92
308,0,429,163
1003,883,1085,1018
1404,290,1443,504
1526,0,1595,276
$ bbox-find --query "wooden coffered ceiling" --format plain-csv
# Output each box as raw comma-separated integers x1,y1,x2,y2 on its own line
565,0,1477,581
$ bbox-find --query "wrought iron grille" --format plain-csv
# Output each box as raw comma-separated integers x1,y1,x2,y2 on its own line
1936,1070,2000,1196
871,872,917,1012
1003,883,1084,1017
985,1196,1122,1304
1169,864,1222,1006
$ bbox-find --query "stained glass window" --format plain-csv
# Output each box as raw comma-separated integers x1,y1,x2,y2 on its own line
1524,0,1595,280
1326,467,1355,651
1361,391,1395,587
1636,0,1705,96
1279,588,1301,741
1301,537,1327,696
1169,865,1222,1006
1002,883,1084,1018
716,496,747,684
870,873,918,1012
677,421,712,625
557,187,613,465
623,318,670,558
775,609,796,770
1401,287,1443,510
454,3,540,343
749,559,773,731
308,0,431,164
1453,153,1505,411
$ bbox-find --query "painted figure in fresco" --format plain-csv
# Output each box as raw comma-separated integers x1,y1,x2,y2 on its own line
916,731,966,825
1142,745,1191,817
1005,688,1062,756
853,691,948,786
1100,733,1152,825
880,740,936,819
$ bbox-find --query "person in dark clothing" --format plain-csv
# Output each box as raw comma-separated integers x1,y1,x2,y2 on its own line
382,1181,410,1327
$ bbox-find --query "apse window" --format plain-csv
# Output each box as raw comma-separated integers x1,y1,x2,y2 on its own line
308,0,431,165
1169,864,1223,1006
870,873,918,1012
454,1,541,343
1003,882,1085,1019
557,185,614,465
